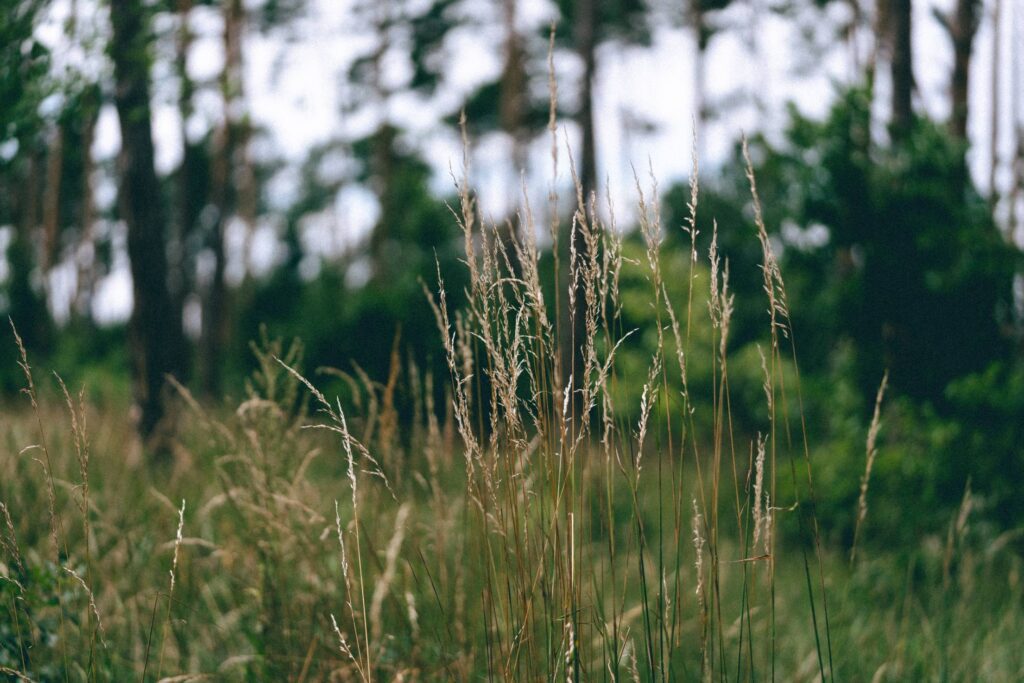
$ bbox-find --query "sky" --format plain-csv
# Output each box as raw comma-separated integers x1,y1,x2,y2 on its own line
33,0,1024,324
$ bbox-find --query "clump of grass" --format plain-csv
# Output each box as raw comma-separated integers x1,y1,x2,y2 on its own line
2,103,1023,683
0,125,833,679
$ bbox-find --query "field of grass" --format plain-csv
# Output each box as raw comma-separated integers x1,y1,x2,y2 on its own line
2,148,1023,682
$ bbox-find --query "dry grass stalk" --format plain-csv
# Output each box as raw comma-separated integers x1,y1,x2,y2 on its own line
369,503,410,648
156,499,186,677
753,433,769,554
63,565,107,649
851,370,890,564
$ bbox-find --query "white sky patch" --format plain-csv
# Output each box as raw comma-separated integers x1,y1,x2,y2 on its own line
249,218,284,277
92,266,133,325
0,229,12,283
47,261,78,324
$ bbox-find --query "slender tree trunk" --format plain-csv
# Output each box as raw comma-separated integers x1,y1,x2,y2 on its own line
370,122,395,278
369,0,396,281
1010,1,1022,239
890,0,914,141
989,0,1001,202
575,0,597,202
172,0,195,330
74,93,99,318
109,0,187,446
498,0,526,267
563,0,598,420
202,0,245,396
948,0,982,142
41,126,63,274
1011,130,1022,239
692,0,709,157
9,153,48,347
501,0,527,174
846,0,864,76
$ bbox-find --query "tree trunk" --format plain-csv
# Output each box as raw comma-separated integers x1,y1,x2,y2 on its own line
172,0,195,329
109,0,187,445
369,0,396,281
563,0,598,422
692,0,710,155
889,0,914,141
575,0,597,202
846,0,864,75
1010,2,1022,240
8,152,48,348
989,0,1001,201
948,0,982,142
202,0,245,396
496,0,526,270
41,126,63,274
501,0,527,174
74,92,99,318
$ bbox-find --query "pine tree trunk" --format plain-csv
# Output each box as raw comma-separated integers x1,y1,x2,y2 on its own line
949,0,981,142
890,0,914,141
172,0,195,331
369,0,395,281
202,0,245,396
1010,124,1022,240
501,0,527,174
565,0,598,421
1009,1,1021,238
109,0,187,446
74,92,99,318
575,0,597,202
41,126,63,274
989,0,1001,201
9,153,48,347
692,0,710,162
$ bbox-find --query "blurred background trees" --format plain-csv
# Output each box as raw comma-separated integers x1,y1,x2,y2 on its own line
1,0,1022,534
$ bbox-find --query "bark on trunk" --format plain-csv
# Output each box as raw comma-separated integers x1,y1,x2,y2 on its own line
989,0,1001,200
948,0,982,142
369,0,395,281
564,0,598,422
202,0,245,396
501,0,527,174
889,0,914,141
9,153,48,347
41,126,63,273
74,97,98,317
172,0,194,325
692,0,712,160
1009,1,1021,238
575,0,597,202
109,0,187,445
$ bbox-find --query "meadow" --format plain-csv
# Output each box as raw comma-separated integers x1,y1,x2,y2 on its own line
2,145,1022,682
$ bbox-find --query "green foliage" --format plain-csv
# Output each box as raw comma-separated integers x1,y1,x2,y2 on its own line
0,0,50,146
0,558,74,680
346,0,457,105
741,88,1016,402
0,0,54,388
611,236,794,437
238,145,468,393
451,73,552,141
550,0,652,47
661,87,1022,542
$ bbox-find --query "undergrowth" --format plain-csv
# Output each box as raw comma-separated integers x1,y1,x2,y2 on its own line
1,131,1023,682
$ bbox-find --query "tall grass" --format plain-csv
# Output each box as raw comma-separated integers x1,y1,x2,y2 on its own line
1,132,1023,682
